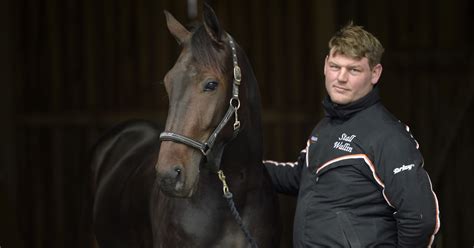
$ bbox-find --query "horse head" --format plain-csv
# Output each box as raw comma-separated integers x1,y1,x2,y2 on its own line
155,5,254,198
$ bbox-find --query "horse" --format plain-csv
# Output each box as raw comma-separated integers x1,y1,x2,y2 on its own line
91,5,280,248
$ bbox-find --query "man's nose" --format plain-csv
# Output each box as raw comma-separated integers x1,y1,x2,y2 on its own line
337,69,348,82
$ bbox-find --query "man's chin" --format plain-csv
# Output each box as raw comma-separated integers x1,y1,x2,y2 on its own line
330,94,351,105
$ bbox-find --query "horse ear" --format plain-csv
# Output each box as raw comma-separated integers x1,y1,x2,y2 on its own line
203,3,224,44
164,10,191,44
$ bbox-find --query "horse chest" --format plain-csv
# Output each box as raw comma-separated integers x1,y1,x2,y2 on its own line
154,201,247,247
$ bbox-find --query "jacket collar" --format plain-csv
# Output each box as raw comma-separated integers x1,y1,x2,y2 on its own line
322,86,380,120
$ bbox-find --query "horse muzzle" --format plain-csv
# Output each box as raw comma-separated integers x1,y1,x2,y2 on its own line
157,164,183,192
155,142,202,197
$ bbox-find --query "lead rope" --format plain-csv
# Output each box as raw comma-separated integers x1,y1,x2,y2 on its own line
218,170,258,248
216,35,258,248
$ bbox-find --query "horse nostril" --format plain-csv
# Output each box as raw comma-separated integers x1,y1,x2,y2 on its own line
159,165,183,186
172,165,183,178
175,167,182,176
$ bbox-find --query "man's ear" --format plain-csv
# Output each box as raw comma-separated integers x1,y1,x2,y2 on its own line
371,64,383,85
323,55,329,76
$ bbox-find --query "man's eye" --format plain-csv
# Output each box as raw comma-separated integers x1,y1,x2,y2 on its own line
204,81,218,91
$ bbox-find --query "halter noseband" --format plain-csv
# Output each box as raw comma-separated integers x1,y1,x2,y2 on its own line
159,33,242,162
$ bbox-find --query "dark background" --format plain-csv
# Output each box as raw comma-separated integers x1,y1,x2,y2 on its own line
1,0,473,247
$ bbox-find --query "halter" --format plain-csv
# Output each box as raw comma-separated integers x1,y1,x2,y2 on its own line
159,33,242,168
158,33,258,248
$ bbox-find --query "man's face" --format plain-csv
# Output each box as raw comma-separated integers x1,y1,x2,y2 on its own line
324,48,382,105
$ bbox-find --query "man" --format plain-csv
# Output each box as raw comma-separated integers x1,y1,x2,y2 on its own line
264,23,440,247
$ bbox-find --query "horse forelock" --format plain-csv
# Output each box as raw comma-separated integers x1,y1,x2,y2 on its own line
190,25,230,76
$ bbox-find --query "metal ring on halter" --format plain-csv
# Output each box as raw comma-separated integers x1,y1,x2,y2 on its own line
230,97,240,110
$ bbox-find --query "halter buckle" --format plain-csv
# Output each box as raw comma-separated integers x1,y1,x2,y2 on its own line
233,66,241,85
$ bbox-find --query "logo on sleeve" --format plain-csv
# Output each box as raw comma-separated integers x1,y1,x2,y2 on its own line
393,164,415,174
310,136,318,143
333,133,356,153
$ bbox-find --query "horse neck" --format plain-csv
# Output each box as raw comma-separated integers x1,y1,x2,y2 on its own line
221,53,263,172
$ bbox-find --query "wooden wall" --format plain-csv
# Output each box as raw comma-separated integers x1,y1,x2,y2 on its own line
1,0,473,247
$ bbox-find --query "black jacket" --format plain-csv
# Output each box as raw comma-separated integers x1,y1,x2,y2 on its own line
264,89,440,247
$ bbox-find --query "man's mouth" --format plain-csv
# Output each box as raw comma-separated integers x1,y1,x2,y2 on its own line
333,85,349,93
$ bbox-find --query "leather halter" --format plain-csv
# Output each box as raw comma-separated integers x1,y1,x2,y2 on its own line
159,33,242,163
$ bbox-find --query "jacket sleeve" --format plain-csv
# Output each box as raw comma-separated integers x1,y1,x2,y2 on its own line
377,132,440,247
263,140,308,196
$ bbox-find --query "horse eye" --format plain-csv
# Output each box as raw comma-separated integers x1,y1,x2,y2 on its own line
204,81,219,91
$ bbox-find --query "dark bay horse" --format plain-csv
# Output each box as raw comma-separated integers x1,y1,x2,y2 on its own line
91,5,279,248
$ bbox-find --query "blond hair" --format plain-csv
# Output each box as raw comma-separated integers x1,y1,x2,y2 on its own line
328,22,384,68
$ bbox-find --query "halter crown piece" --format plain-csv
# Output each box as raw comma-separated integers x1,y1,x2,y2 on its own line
159,33,242,165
